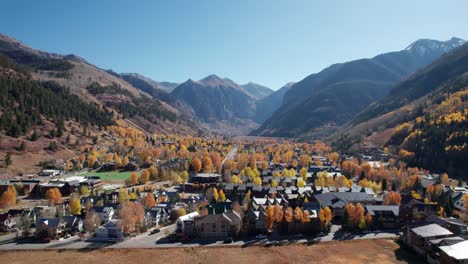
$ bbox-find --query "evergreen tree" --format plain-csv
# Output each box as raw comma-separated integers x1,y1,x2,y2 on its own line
48,141,58,151
30,130,39,141
49,129,56,138
56,119,64,137
381,178,387,191
5,153,12,167
18,141,26,151
391,181,397,192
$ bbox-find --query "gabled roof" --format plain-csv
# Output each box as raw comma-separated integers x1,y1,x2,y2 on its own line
179,211,199,221
37,218,64,228
315,192,375,208
429,236,464,246
439,241,468,260
411,223,453,238
365,205,399,216
196,213,232,224
62,216,81,228
403,199,424,208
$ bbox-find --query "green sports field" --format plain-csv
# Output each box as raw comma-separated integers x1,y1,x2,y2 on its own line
78,170,141,181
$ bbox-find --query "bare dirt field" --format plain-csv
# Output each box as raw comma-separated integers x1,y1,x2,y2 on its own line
0,239,423,264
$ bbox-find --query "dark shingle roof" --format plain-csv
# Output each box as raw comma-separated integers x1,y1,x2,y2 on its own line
365,205,399,216
315,192,375,208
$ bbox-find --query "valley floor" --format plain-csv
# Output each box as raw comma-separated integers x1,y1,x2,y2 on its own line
0,239,422,264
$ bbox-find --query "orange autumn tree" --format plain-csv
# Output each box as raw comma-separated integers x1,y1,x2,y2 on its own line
70,194,82,215
218,189,226,202
318,207,333,231
463,194,468,209
427,184,444,202
130,172,139,185
383,191,402,205
299,154,312,167
273,204,283,223
144,193,156,209
284,207,293,223
139,169,150,184
364,212,373,228
0,185,17,208
345,203,364,229
210,152,222,172
45,188,62,205
119,201,145,235
302,210,311,223
87,155,97,168
294,207,303,222
192,157,202,172
266,205,275,229
202,155,213,172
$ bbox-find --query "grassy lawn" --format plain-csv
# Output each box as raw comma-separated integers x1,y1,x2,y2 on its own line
77,170,140,181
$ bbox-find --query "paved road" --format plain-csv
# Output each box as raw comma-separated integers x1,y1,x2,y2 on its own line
0,224,399,250
221,146,238,167
0,224,176,250
110,224,176,248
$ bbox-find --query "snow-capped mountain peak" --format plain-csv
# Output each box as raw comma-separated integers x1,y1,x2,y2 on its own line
405,37,466,56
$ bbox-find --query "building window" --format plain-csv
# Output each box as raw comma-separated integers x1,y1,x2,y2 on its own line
221,222,226,232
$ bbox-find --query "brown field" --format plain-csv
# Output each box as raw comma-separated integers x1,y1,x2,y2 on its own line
0,239,423,264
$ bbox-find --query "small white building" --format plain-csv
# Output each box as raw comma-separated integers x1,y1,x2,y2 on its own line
176,211,199,233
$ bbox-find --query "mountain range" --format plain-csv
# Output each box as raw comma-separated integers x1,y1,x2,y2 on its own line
251,37,466,138
0,32,205,139
333,41,468,178
1,31,467,177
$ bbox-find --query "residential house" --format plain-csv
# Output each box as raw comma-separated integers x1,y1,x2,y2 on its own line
190,173,221,184
194,212,240,240
401,199,438,222
426,215,468,238
245,208,268,235
62,215,83,234
365,205,402,229
94,220,124,242
314,192,379,221
147,207,169,227
35,218,67,238
404,223,454,256
0,213,16,232
439,241,468,264
224,210,242,238
176,211,199,238
92,206,115,223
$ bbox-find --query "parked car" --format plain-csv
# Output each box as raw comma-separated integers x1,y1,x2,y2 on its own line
150,229,161,235
40,237,52,243
223,237,233,244
255,234,267,240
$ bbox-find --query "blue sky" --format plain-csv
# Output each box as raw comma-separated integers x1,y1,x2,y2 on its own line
1,0,468,89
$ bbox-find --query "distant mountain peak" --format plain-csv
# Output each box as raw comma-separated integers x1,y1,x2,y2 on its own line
200,74,223,82
64,54,88,64
198,74,239,88
405,37,466,56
